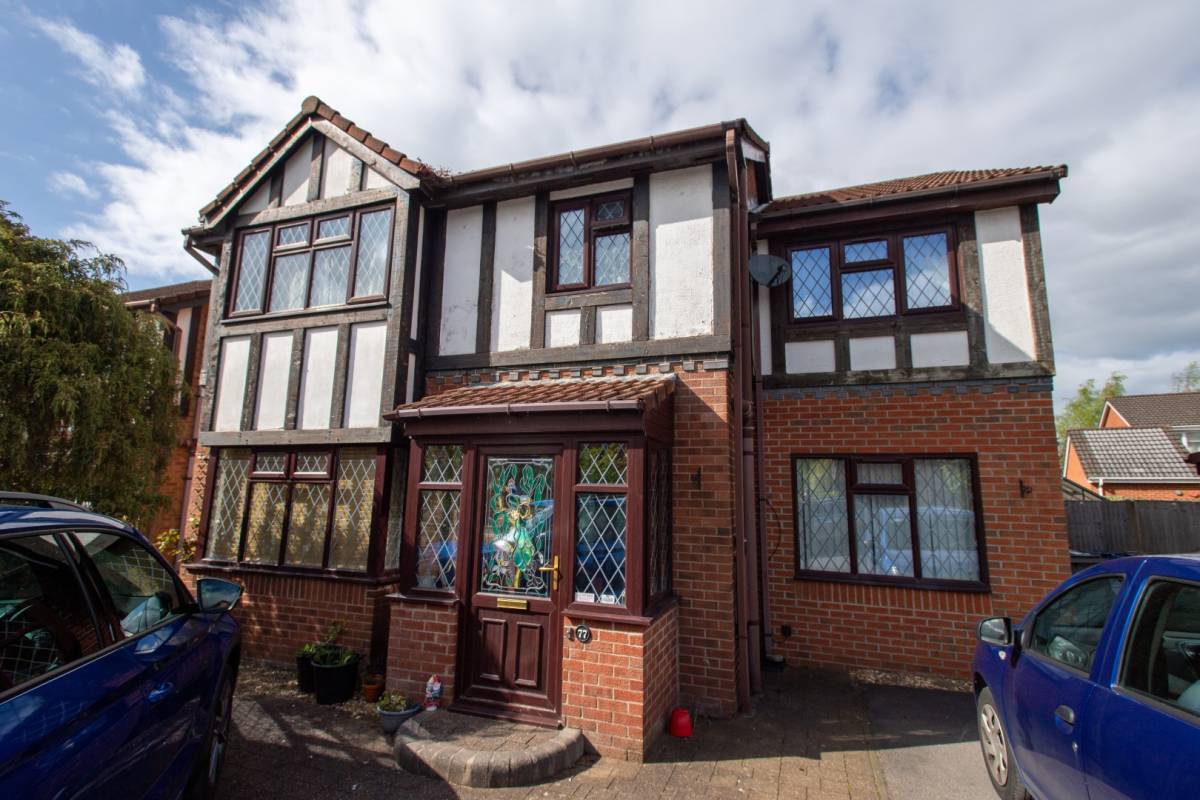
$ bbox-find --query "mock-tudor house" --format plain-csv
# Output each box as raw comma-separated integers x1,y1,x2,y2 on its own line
123,278,212,543
178,96,1070,759
1063,391,1200,500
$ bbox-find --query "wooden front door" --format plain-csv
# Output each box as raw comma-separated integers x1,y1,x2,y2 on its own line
457,451,566,723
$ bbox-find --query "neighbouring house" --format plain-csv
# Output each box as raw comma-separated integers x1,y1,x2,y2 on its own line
123,279,212,544
1063,391,1200,500
178,96,1070,760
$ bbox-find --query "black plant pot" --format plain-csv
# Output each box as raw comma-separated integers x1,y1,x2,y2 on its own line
296,654,315,693
313,657,359,705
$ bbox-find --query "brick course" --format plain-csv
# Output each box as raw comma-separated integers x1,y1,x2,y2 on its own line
386,597,458,701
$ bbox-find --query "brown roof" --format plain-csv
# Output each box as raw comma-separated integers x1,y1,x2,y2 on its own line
197,96,446,222
1067,427,1198,481
386,376,675,419
1106,393,1200,428
760,166,1067,214
123,278,212,308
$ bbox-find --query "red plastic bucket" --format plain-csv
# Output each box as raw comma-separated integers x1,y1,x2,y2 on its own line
668,706,693,738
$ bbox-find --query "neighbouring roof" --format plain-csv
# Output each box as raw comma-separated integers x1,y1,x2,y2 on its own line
123,278,212,308
1067,427,1198,481
1062,477,1105,501
1105,392,1200,428
386,375,675,419
759,166,1067,214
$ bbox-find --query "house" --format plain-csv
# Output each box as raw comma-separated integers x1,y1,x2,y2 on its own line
1063,392,1200,500
123,278,212,544
179,96,1070,760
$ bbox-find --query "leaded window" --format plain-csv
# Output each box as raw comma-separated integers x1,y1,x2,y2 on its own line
793,455,983,585
203,447,381,572
384,451,406,571
414,444,463,590
228,204,394,317
647,447,672,599
551,193,631,291
573,443,628,605
788,227,957,322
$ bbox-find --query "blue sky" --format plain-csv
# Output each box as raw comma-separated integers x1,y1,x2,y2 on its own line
3,0,1199,407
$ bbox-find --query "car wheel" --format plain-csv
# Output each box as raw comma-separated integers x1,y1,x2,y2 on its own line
188,667,235,800
977,686,1029,800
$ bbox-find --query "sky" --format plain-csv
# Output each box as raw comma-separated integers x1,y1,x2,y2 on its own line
2,0,1198,409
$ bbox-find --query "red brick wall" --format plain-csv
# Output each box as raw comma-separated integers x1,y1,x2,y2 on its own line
387,598,458,702
642,604,679,746
1103,484,1200,501
762,379,1070,678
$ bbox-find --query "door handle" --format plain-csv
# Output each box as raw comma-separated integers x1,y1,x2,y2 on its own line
148,683,175,703
1054,705,1075,726
538,556,560,591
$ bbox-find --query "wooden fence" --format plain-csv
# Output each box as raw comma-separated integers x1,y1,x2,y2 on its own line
1066,501,1200,567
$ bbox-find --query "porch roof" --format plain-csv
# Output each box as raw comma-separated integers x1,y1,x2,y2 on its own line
385,375,676,420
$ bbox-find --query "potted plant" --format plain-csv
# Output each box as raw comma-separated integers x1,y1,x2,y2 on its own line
378,691,419,734
312,645,360,705
295,643,318,693
362,673,385,703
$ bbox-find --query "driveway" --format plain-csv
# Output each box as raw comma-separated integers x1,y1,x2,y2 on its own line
218,663,993,800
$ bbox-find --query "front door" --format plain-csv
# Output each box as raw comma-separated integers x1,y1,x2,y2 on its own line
458,451,566,723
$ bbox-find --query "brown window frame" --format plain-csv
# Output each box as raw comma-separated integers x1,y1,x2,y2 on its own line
787,225,959,324
403,441,466,598
226,202,395,319
548,192,633,293
201,446,385,576
791,453,989,591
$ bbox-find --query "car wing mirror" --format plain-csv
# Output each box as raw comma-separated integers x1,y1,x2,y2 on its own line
978,616,1013,646
197,578,244,614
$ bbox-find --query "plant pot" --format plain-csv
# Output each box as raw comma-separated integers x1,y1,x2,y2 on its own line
362,681,384,703
313,656,359,705
296,654,315,693
379,706,420,734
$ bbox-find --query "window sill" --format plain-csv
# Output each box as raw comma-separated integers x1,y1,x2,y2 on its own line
388,590,459,606
793,570,990,593
185,560,399,585
221,300,388,325
563,595,678,627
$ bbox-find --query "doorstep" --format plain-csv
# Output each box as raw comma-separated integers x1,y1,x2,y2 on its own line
393,710,585,787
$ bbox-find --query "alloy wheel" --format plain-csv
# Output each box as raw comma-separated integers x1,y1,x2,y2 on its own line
208,679,233,787
979,702,1009,786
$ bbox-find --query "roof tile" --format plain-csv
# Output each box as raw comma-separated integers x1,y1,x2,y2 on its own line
1069,427,1196,480
388,376,675,417
1107,393,1200,427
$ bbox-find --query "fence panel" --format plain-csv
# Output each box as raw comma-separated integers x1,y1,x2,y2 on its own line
1066,501,1200,560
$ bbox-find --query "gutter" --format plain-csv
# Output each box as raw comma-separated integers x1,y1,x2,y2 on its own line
1087,476,1200,484
384,398,647,421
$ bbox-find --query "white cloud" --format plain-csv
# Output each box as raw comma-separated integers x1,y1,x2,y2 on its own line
31,16,145,96
34,0,1200,406
47,170,96,199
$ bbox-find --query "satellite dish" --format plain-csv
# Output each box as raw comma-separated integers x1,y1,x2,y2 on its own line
748,253,790,287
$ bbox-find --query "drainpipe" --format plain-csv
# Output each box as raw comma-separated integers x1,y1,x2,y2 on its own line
750,248,774,667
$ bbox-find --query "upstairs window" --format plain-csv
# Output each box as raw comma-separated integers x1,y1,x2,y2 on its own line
790,228,956,322
229,204,394,316
551,193,631,292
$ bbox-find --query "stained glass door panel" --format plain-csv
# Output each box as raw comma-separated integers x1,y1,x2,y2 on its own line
479,457,555,597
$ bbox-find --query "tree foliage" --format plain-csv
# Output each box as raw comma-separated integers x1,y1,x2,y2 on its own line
1173,361,1200,392
1055,372,1127,455
0,202,179,526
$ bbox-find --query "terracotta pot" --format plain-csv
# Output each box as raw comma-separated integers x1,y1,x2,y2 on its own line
362,681,384,703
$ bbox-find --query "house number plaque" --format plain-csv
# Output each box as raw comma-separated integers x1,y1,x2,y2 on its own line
574,623,592,644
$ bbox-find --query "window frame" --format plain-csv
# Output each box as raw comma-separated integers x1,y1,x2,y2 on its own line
548,191,633,293
402,441,466,598
787,224,960,324
226,202,395,319
1115,576,1200,721
200,446,383,575
791,453,989,591
571,442,631,609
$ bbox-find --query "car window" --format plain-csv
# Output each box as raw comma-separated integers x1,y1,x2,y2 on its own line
1029,576,1123,672
1120,580,1200,718
0,535,102,693
74,532,186,638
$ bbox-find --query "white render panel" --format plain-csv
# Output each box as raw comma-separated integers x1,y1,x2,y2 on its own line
297,327,339,429
849,336,897,371
438,206,483,356
492,197,536,351
240,182,270,214
756,239,773,376
405,353,417,405
911,331,970,368
344,321,387,428
596,304,634,344
549,177,634,201
174,307,193,374
784,340,835,374
281,143,310,206
213,336,251,432
363,167,390,190
545,309,581,348
649,165,715,340
409,206,426,339
320,137,354,198
254,332,293,430
976,207,1037,364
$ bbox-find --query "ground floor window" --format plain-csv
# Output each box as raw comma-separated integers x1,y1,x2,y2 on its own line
204,447,381,572
413,444,463,590
573,443,629,606
793,455,984,585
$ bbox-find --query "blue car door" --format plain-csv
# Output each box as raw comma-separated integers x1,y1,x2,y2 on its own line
1006,575,1125,800
0,532,153,799
1081,569,1200,800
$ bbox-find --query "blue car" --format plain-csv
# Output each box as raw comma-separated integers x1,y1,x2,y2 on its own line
0,493,244,799
973,555,1200,800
